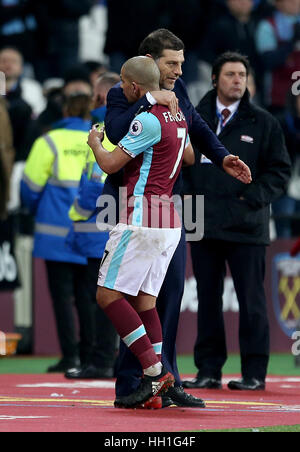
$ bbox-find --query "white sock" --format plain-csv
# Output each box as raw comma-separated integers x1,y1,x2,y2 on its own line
144,362,163,377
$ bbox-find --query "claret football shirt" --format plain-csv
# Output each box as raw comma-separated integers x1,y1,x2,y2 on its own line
118,104,189,228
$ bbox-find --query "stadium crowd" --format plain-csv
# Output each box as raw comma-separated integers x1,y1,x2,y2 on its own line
0,0,299,393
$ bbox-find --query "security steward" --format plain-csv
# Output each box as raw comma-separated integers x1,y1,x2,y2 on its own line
182,52,291,391
63,73,121,380
21,91,96,372
64,138,118,380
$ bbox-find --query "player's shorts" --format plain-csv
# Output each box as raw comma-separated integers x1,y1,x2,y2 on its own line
97,223,181,297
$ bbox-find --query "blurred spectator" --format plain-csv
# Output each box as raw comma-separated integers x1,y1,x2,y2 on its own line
200,0,262,79
79,0,108,63
90,71,119,123
0,96,14,220
83,60,109,87
0,0,37,66
33,0,94,82
253,0,276,19
21,91,98,372
63,63,91,87
0,47,33,161
247,67,264,105
24,69,93,153
255,0,300,114
164,0,206,84
215,0,275,19
104,0,168,73
0,46,45,117
272,91,300,237
0,96,18,295
23,80,65,154
0,46,39,354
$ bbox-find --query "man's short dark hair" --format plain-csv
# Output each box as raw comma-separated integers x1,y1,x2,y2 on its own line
138,29,185,60
212,52,250,83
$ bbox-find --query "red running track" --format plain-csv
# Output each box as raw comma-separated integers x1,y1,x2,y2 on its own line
0,374,300,432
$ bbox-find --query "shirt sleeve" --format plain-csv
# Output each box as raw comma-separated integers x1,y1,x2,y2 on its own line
105,85,153,145
118,112,162,158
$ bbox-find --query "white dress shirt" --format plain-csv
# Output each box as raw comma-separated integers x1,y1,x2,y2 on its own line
216,98,241,136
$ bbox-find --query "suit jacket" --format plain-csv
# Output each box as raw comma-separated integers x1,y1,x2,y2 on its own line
184,89,291,245
104,78,229,203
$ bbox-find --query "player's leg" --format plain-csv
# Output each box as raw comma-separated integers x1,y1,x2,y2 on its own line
97,287,174,407
114,230,184,399
97,286,160,373
128,292,163,362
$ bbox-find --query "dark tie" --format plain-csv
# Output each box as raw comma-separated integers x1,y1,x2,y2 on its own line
221,108,231,126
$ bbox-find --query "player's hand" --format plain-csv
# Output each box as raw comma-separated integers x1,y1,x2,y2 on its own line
223,155,252,184
150,90,179,117
87,124,104,150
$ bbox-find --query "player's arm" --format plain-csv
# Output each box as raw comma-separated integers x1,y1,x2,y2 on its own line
90,113,161,174
105,85,178,145
87,126,132,174
183,142,195,167
105,85,151,144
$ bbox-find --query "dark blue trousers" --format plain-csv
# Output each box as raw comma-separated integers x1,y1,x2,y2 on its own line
115,229,186,397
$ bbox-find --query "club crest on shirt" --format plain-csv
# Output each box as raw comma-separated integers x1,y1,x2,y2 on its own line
130,120,143,136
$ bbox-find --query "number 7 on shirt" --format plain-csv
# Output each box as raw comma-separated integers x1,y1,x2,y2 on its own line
169,128,187,179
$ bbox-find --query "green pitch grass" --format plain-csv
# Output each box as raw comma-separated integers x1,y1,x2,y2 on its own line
0,353,299,375
178,353,300,376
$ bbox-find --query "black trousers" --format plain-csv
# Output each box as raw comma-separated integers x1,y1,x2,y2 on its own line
190,239,270,381
46,260,97,364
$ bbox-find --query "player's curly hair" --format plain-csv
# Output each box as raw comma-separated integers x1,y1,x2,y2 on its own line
138,29,185,60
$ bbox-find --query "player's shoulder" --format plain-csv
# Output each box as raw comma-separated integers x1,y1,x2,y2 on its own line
130,110,161,135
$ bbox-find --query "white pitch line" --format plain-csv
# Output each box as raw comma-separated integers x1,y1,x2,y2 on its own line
17,381,115,389
0,415,50,420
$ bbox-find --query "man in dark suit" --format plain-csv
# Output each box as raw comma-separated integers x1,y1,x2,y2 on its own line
182,51,291,391
103,30,251,408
